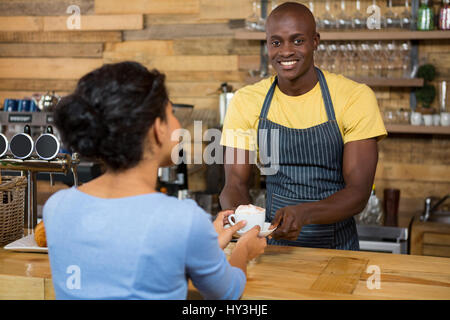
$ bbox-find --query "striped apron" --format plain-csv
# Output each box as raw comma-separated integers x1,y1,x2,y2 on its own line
257,67,359,250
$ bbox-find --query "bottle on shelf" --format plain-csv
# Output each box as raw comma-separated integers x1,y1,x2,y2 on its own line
417,0,435,30
439,0,450,30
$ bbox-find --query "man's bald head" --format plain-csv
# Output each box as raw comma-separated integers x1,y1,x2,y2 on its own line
266,2,316,36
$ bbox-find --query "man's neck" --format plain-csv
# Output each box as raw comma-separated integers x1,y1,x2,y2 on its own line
277,65,318,96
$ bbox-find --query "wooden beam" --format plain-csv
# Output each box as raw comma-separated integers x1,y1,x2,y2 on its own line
0,16,43,31
123,23,233,40
0,58,103,79
0,79,77,91
166,81,242,97
43,15,144,31
95,0,200,15
164,70,247,82
0,31,121,43
238,55,260,70
103,54,239,72
0,15,143,32
173,38,260,55
103,40,174,56
198,0,252,20
0,0,94,16
0,43,103,58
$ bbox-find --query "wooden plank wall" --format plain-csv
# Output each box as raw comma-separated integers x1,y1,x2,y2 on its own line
0,0,448,226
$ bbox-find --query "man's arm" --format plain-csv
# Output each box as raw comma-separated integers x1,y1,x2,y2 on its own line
219,147,254,210
271,138,378,240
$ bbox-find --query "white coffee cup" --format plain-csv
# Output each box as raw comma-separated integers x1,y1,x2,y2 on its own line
411,112,422,126
228,204,265,233
441,112,450,126
423,114,433,126
433,114,441,126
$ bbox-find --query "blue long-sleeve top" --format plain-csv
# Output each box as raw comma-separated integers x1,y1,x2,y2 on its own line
43,188,246,300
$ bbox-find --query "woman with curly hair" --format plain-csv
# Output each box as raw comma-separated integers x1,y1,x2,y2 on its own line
44,61,266,300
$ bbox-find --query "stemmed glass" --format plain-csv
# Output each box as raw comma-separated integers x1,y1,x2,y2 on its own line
320,1,336,30
384,0,401,29
326,43,338,73
352,0,366,29
358,42,371,77
336,0,352,30
400,0,412,29
384,41,398,78
314,43,327,70
399,41,412,78
371,42,384,77
245,0,265,31
345,42,358,77
308,1,321,31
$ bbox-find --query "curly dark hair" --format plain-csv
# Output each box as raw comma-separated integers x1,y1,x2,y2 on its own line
54,61,168,171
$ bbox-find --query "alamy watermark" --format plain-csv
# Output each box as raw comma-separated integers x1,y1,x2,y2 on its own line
170,122,280,175
66,5,81,30
366,265,381,290
66,264,81,290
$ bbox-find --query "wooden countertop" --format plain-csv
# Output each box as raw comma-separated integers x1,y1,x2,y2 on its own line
1,244,450,300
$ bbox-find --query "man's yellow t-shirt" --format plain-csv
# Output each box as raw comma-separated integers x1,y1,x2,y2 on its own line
220,70,387,151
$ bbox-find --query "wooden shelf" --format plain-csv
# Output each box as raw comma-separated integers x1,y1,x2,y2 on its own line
245,75,424,87
235,30,450,41
386,124,450,135
347,77,423,87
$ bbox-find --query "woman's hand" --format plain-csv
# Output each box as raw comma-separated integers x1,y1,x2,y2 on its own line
213,210,246,249
237,226,267,260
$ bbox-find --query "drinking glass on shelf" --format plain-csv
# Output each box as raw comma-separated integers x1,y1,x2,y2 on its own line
357,42,371,77
399,41,412,78
371,42,384,77
320,1,336,30
308,1,321,31
246,0,265,31
352,0,367,29
344,43,357,77
381,41,398,78
315,43,327,70
400,0,412,29
397,108,411,124
336,0,352,30
326,43,338,74
383,108,398,124
384,0,401,29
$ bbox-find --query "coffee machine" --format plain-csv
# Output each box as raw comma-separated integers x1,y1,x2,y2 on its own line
157,104,191,198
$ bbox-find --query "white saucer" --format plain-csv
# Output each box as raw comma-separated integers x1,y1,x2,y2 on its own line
3,234,48,253
235,222,276,237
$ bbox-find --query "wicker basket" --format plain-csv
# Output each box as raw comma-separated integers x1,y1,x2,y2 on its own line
0,176,27,246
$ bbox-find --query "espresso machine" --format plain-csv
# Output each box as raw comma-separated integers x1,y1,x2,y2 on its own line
0,149,80,231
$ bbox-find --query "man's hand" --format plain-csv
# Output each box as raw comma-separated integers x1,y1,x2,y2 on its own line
213,210,247,249
269,204,308,241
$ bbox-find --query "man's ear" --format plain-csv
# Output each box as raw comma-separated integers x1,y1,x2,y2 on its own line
313,32,320,51
153,117,166,146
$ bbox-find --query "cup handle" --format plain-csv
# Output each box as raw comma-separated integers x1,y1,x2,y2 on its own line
227,214,236,226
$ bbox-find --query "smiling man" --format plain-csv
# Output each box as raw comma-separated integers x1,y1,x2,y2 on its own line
219,2,387,250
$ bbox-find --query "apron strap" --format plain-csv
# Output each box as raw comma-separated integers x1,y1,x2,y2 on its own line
259,77,277,120
315,67,337,121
